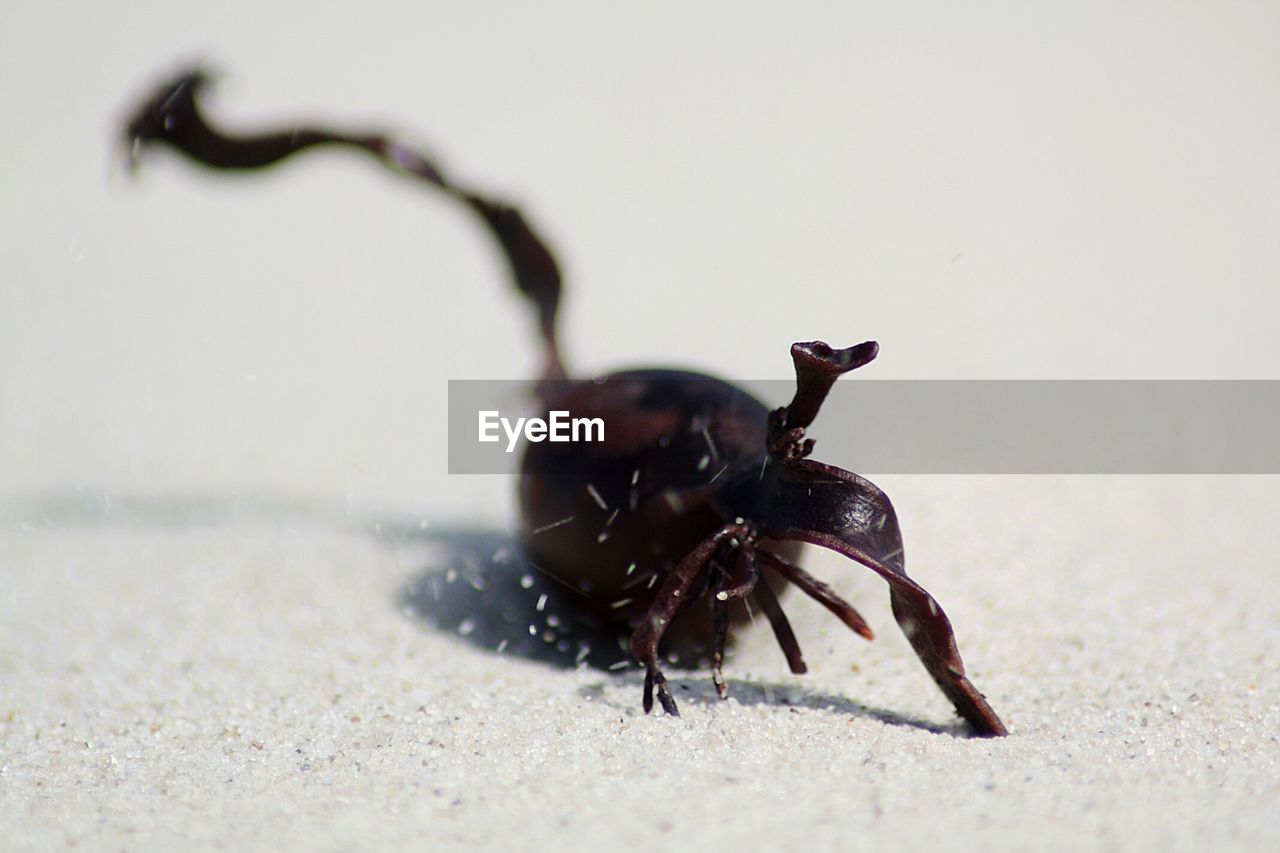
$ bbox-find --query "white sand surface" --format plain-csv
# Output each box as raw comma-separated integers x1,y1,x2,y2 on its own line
3,3,1279,850
2,479,1277,850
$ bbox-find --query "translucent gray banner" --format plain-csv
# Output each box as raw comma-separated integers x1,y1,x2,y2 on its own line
447,380,1280,474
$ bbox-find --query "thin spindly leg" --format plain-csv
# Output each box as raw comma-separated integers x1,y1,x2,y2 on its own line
751,560,807,675
709,548,759,699
756,548,874,641
122,70,565,384
630,524,750,715
714,547,759,601
709,592,729,700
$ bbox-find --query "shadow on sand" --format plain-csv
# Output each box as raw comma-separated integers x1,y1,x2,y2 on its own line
7,489,970,736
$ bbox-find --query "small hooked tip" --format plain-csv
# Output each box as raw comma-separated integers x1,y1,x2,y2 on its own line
790,340,879,376
782,340,879,432
122,67,215,167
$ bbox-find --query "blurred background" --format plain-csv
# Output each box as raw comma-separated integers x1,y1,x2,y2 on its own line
2,1,1277,518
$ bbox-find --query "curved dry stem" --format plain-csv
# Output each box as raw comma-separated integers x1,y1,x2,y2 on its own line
766,459,1007,736
122,69,565,384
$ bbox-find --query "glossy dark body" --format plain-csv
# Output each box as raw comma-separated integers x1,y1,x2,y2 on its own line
519,371,796,639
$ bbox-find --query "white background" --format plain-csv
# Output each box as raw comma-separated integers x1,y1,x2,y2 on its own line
3,1,1278,517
